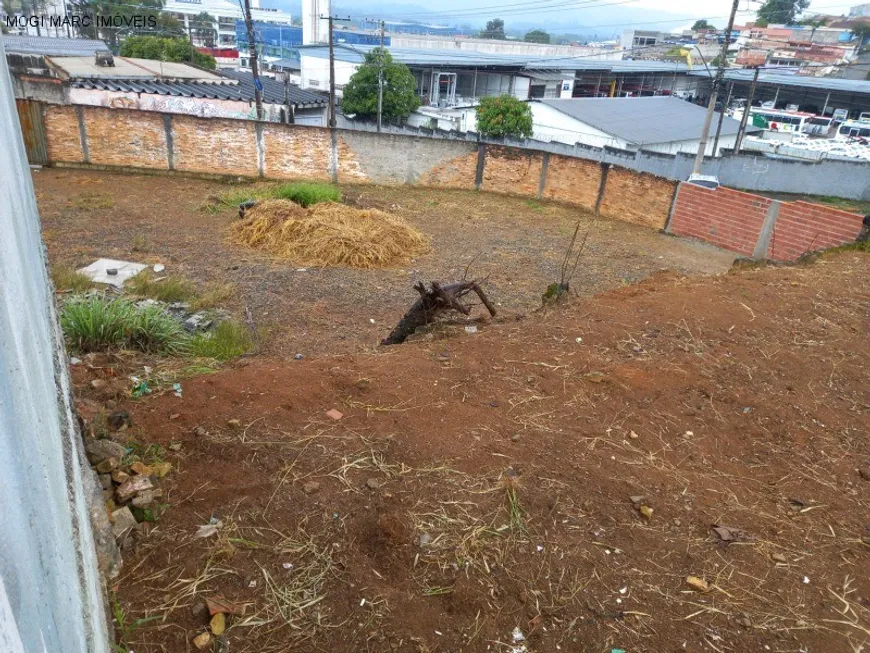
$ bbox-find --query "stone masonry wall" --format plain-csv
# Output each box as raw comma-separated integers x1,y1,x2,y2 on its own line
43,105,82,163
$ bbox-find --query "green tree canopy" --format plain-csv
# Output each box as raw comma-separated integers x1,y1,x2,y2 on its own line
524,29,550,43
476,95,533,139
692,19,715,30
341,48,420,122
72,0,182,48
754,0,810,26
120,35,216,69
481,18,505,39
191,11,216,48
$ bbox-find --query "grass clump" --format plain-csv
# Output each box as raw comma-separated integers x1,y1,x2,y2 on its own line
189,320,253,360
272,182,341,207
190,282,235,311
61,297,188,354
51,265,93,292
126,272,196,303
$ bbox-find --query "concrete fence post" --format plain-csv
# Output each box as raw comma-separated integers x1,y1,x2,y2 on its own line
594,162,610,214
255,122,265,178
162,114,174,171
664,181,684,232
752,200,782,259
329,128,339,183
537,152,550,200
474,142,486,190
74,105,89,164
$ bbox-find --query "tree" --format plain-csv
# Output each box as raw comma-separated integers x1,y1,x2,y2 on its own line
341,48,420,122
120,35,217,69
692,19,715,30
481,18,505,39
191,11,216,48
70,0,183,48
476,95,533,139
524,29,550,43
754,0,810,27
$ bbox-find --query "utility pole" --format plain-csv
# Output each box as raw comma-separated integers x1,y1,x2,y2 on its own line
323,13,350,128
243,0,264,120
283,70,294,124
691,0,739,175
377,19,385,132
711,81,733,157
735,67,760,152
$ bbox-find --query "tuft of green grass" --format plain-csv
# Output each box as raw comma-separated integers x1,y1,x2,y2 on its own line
525,199,545,212
200,188,261,214
131,233,149,253
190,282,235,311
126,272,196,303
111,596,161,653
271,182,342,207
51,265,93,292
189,320,253,360
61,297,188,354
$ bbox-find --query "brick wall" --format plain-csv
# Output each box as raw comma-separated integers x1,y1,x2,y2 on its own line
43,105,82,163
767,201,864,260
171,115,258,177
417,150,479,190
481,146,544,197
262,124,331,180
669,183,863,260
84,107,167,169
542,155,601,210
599,167,677,230
668,184,772,257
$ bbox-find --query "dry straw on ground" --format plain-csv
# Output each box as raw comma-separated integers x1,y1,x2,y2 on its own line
228,200,428,269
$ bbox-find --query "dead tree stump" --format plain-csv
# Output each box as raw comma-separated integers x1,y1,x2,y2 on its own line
382,280,496,345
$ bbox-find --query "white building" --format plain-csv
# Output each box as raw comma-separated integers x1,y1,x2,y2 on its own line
531,96,759,156
390,34,622,60
163,0,293,49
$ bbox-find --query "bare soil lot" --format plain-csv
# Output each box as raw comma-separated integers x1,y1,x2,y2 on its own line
36,169,869,652
35,168,733,357
75,252,869,653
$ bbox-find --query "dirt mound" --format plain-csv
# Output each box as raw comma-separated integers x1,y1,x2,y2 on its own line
228,199,429,269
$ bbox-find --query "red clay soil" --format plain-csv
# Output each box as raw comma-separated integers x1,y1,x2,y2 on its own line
89,252,869,653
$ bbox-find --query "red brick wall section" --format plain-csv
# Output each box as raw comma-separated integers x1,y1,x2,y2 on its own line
43,105,83,163
171,115,258,177
599,167,677,230
542,155,601,210
84,107,167,169
261,124,331,181
669,183,772,257
418,150,479,190
481,146,543,196
767,201,863,261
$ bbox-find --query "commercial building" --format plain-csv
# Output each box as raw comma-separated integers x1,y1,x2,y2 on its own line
530,96,758,155
163,0,292,50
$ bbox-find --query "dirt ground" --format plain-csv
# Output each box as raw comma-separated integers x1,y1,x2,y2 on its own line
34,168,734,357
67,245,869,652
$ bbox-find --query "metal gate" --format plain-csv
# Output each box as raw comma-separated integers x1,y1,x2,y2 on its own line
15,99,48,165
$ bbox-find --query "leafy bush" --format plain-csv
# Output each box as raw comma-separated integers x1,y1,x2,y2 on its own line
126,272,196,303
120,35,216,69
476,95,534,140
272,182,342,207
189,321,253,360
61,297,187,354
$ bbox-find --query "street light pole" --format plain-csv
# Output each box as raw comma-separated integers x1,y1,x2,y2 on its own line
377,19,385,132
691,0,739,175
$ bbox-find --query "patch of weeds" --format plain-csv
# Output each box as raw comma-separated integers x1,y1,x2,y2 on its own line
189,320,253,360
190,282,235,310
131,502,168,523
124,441,166,466
70,192,114,209
200,188,262,214
525,199,545,212
51,265,93,292
426,200,439,207
272,181,342,207
126,271,196,303
111,596,161,653
130,233,149,253
61,296,188,354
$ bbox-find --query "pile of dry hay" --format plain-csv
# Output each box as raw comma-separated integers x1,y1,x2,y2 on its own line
228,199,429,269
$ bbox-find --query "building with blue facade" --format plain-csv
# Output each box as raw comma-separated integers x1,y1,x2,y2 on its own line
236,21,388,60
